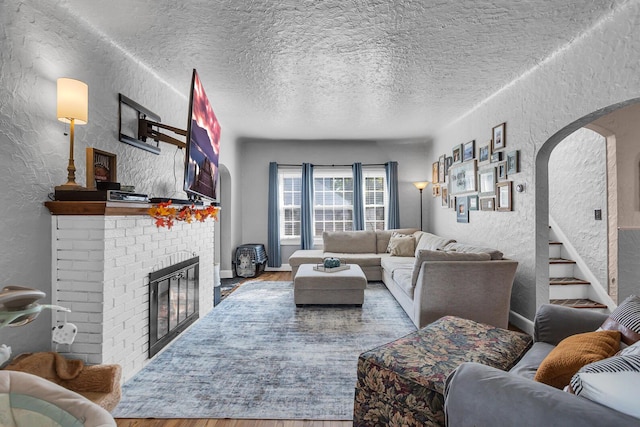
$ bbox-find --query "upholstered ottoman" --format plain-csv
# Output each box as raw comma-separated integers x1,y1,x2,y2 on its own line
294,263,367,306
353,316,532,426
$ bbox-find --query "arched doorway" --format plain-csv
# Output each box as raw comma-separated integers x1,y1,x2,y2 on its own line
535,98,640,310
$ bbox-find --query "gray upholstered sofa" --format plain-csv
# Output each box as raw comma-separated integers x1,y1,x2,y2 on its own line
444,303,640,426
289,229,518,328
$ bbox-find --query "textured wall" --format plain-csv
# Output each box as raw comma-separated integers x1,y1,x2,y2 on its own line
238,138,429,265
429,1,640,320
0,1,197,354
548,128,607,286
618,229,640,302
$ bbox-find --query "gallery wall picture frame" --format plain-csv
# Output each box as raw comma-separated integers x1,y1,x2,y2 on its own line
468,195,479,211
456,196,469,223
463,140,475,162
506,150,520,175
497,181,513,211
450,195,456,210
452,145,463,163
444,156,453,178
441,187,449,207
497,161,508,181
439,155,446,183
490,151,503,163
480,197,495,211
478,143,490,163
432,161,439,184
478,166,497,197
492,122,506,151
86,148,117,189
432,184,441,197
449,160,477,195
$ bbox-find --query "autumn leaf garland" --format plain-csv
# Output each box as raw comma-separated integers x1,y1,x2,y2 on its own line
148,201,219,229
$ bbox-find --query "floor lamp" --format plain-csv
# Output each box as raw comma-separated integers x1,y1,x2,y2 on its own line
413,181,429,230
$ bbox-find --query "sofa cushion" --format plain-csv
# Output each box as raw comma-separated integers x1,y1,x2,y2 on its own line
288,250,324,267
392,269,415,298
322,252,382,267
509,342,556,380
569,354,640,419
443,242,504,260
375,228,418,254
414,233,456,256
380,255,414,273
600,295,640,345
411,249,492,287
387,235,415,256
323,231,376,254
534,330,621,389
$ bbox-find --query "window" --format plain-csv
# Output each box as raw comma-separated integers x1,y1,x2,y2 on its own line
313,168,354,235
277,166,388,240
363,169,387,231
279,169,301,239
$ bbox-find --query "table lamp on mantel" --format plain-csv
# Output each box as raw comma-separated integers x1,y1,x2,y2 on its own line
56,78,88,191
413,181,430,230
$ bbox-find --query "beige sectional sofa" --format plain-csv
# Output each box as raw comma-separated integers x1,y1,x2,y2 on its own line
289,229,518,329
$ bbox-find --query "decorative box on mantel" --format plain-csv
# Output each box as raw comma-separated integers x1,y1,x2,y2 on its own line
45,201,214,381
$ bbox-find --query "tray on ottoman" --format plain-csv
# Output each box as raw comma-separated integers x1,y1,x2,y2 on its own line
353,315,532,426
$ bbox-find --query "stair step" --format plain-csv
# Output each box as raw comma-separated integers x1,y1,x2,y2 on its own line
549,241,562,245
550,277,591,285
549,257,576,264
550,298,608,309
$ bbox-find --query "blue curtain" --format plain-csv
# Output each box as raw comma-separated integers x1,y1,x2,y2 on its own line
300,163,315,249
267,162,281,267
352,162,365,230
386,161,400,229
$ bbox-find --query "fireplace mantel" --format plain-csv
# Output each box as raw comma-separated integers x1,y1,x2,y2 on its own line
47,206,214,381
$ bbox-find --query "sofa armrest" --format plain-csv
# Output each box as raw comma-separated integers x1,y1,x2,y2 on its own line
413,260,518,328
534,303,609,345
444,362,637,427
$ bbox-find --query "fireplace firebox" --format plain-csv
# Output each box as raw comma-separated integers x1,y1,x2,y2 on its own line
149,256,199,357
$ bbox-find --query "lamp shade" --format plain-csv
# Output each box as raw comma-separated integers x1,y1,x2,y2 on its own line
57,78,88,124
413,181,429,190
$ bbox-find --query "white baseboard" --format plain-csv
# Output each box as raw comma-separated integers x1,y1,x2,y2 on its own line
266,264,292,272
509,310,534,336
220,269,234,279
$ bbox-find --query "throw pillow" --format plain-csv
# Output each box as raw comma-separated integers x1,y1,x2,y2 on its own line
413,232,456,256
569,354,640,418
618,340,640,356
442,242,504,260
386,232,411,253
387,235,415,257
600,295,640,345
534,330,621,389
411,250,491,286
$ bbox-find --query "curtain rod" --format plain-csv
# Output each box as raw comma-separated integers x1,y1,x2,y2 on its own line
277,163,388,167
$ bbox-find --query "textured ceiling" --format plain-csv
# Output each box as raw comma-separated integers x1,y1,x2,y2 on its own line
59,0,626,140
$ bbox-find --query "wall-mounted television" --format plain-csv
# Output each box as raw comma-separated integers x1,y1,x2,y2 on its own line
184,69,221,203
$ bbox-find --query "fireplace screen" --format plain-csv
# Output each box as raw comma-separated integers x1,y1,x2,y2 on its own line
149,256,199,357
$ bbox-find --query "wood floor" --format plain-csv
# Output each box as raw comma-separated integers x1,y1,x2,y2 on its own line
115,271,354,427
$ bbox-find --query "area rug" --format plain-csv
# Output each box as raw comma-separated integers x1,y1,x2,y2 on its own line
113,280,416,419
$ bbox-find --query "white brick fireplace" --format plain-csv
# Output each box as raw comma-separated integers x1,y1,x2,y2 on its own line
49,209,214,381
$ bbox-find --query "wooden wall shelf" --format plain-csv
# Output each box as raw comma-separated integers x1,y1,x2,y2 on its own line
44,201,150,216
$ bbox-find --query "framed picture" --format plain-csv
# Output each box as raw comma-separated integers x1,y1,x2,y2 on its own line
450,195,456,210
506,150,520,175
497,181,513,211
490,151,503,163
456,196,469,223
452,145,463,163
444,156,453,178
86,148,117,189
468,195,479,211
441,187,449,207
478,166,497,197
449,160,477,195
478,143,490,163
463,140,475,162
432,184,441,197
432,161,439,184
439,155,446,183
497,161,508,181
480,197,495,211
492,122,506,151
